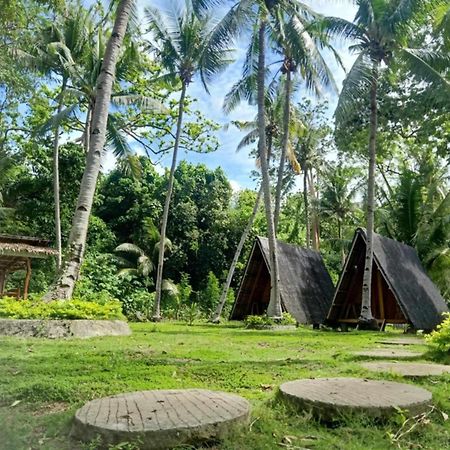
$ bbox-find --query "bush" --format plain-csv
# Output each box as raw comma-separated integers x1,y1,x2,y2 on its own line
426,313,450,352
0,297,125,320
121,291,154,321
244,312,297,329
244,315,274,329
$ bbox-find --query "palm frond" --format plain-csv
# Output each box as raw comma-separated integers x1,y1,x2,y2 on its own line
162,278,179,297
399,48,450,93
36,104,79,135
115,243,145,257
334,52,375,127
117,268,139,277
112,94,167,112
236,129,259,152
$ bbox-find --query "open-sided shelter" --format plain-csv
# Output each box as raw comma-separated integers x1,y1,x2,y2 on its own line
326,228,448,331
0,235,58,299
230,237,334,325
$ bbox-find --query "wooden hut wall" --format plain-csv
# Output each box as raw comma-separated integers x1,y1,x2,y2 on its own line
328,232,408,326
231,243,271,319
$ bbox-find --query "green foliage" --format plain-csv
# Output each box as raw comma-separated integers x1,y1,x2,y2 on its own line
200,271,220,312
121,291,154,322
0,297,125,320
244,312,296,329
180,302,202,326
426,313,450,352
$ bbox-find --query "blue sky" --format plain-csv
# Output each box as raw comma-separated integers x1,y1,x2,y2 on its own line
105,0,358,191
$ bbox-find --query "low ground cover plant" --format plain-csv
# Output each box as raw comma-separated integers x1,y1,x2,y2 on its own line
244,312,296,329
426,313,450,352
0,296,125,320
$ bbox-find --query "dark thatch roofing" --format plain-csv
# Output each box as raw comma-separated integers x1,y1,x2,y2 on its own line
327,228,448,330
0,235,57,272
231,236,334,324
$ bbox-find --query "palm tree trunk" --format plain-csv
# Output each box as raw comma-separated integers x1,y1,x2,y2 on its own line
44,0,133,301
84,104,92,153
257,20,282,319
53,77,67,269
303,168,310,248
153,82,187,321
211,186,263,323
308,170,320,250
338,218,345,267
274,67,291,232
359,64,379,328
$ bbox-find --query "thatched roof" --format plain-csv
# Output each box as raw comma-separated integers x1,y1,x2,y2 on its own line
230,237,334,324
0,235,57,272
327,228,448,330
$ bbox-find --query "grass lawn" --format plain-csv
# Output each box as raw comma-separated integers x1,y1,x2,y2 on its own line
0,322,449,449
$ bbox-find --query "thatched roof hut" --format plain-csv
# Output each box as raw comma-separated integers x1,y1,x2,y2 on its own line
326,228,449,331
0,235,58,299
230,237,334,325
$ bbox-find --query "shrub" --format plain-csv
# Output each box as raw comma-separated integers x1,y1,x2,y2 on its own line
244,312,297,329
0,297,125,320
121,291,154,321
180,302,202,326
244,315,274,329
426,313,450,352
199,271,220,312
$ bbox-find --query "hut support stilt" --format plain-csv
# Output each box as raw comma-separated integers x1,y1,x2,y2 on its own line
0,270,5,296
23,258,31,300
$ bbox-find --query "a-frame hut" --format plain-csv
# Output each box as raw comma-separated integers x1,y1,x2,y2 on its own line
230,237,334,325
0,235,58,299
326,228,449,331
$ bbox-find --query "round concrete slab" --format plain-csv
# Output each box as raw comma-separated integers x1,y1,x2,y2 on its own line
376,338,425,346
362,362,450,377
279,378,432,420
353,349,424,359
71,389,250,449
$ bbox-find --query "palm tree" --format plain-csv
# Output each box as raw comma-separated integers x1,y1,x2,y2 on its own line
146,1,233,321
195,0,327,319
37,7,93,269
115,237,178,319
323,0,444,328
44,0,135,300
320,163,362,267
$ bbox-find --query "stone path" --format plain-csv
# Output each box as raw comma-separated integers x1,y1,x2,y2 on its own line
362,362,450,377
279,378,432,420
376,338,425,346
71,389,250,449
353,349,424,359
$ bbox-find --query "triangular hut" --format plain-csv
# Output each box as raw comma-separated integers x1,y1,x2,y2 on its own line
230,237,334,325
0,235,58,299
326,228,449,331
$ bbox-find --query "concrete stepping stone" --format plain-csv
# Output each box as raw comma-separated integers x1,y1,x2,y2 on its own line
71,389,250,449
353,349,424,359
362,362,450,377
279,378,432,420
376,338,425,346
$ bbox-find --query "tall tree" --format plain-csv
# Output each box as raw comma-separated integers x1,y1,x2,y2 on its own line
195,0,325,319
44,0,135,300
146,1,233,320
323,0,445,327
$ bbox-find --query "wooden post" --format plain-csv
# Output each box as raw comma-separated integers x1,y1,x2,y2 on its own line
0,271,5,296
23,258,32,300
377,268,384,320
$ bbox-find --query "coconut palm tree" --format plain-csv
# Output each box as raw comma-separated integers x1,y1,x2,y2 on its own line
37,7,93,269
115,236,178,319
322,0,445,327
44,0,135,300
146,1,234,321
195,0,329,319
320,163,362,267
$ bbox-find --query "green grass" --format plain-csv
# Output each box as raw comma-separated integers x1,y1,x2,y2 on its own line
0,322,449,449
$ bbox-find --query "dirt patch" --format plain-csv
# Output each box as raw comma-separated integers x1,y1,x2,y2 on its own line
32,401,70,416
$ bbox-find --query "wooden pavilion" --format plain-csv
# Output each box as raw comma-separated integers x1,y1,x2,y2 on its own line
230,237,334,325
326,228,449,331
0,235,58,299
